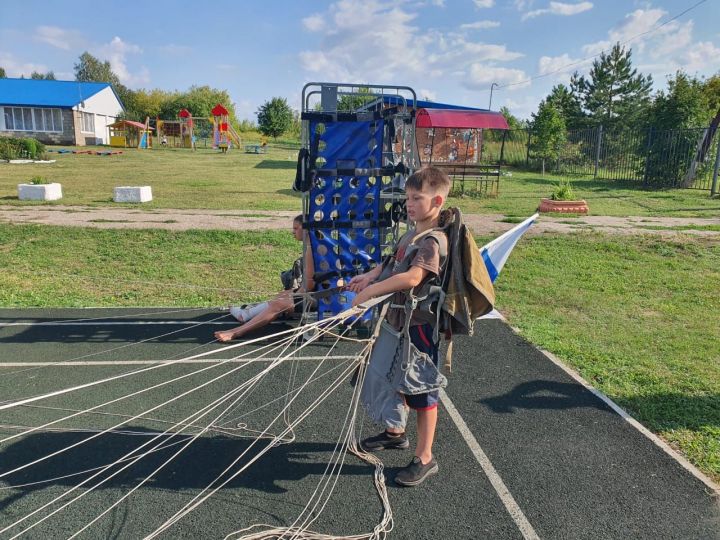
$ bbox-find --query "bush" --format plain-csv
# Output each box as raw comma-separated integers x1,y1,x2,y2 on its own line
30,176,49,185
0,136,46,160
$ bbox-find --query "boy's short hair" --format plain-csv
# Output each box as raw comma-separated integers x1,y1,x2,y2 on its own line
405,167,451,198
294,214,303,224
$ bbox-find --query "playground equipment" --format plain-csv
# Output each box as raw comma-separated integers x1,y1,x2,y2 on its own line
211,104,241,152
108,119,153,148
297,83,418,324
415,107,509,196
156,110,212,149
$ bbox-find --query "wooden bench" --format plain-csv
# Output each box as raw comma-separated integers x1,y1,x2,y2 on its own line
430,162,501,197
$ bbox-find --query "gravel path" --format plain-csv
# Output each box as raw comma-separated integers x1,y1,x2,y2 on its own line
1,205,719,237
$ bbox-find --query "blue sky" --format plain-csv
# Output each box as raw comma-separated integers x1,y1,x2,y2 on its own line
1,0,718,120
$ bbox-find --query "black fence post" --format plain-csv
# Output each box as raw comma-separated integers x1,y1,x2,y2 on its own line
711,137,720,196
643,127,653,187
594,125,603,179
525,129,531,167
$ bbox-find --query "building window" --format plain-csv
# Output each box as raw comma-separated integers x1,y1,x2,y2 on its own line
1,107,63,132
81,112,95,133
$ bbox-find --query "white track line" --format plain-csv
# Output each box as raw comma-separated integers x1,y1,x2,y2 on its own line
0,356,355,367
530,342,720,496
440,388,541,540
487,313,720,497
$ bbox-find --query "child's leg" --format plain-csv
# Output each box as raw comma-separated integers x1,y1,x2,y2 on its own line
215,292,294,341
415,406,438,464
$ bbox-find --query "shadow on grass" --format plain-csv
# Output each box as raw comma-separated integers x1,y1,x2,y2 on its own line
254,160,295,170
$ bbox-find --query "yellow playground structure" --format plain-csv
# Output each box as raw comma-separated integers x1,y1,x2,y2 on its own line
108,118,153,148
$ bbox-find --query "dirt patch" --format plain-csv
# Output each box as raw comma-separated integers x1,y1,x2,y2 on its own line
1,205,719,237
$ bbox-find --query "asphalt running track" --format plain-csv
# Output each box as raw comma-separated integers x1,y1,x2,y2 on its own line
0,308,717,540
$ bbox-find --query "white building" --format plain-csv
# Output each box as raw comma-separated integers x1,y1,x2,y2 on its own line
0,78,124,146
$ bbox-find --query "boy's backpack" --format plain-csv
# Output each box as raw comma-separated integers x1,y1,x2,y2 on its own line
438,207,495,335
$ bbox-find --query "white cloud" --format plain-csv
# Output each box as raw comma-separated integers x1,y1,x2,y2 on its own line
96,36,149,87
577,7,718,82
514,0,535,10
0,52,48,78
460,20,501,29
419,88,437,101
683,41,720,73
298,0,525,100
581,8,664,55
302,14,324,32
466,64,529,89
474,0,494,7
504,95,539,120
538,53,584,78
523,1,593,20
34,26,84,50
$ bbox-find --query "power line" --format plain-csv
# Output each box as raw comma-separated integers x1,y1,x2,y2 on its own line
496,0,708,90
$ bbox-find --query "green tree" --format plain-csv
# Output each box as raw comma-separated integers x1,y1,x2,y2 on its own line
256,97,293,139
572,43,652,128
546,84,585,129
0,67,7,78
645,71,712,186
499,106,525,130
123,88,177,121
30,71,56,80
162,86,238,125
701,73,720,116
74,52,131,106
530,100,566,175
337,86,376,111
648,71,710,130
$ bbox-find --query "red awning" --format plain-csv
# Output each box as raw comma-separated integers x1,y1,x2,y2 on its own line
416,108,509,130
108,120,149,130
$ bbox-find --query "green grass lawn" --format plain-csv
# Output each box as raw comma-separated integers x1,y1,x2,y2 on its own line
2,145,719,217
1,223,717,482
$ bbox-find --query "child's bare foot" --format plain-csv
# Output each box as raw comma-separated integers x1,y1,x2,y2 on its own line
214,330,234,342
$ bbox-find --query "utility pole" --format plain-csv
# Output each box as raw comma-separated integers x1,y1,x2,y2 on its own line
489,83,498,110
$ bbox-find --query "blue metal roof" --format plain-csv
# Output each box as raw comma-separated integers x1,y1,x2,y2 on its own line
381,95,484,111
0,78,117,108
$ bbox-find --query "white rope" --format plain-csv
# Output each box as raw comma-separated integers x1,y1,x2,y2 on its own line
65,321,352,540
145,353,358,538
2,317,335,538
2,299,388,538
0,326,301,446
2,315,350,538
0,306,357,413
0,312,230,379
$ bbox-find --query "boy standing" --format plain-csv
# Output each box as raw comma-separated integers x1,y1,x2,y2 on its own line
348,167,451,487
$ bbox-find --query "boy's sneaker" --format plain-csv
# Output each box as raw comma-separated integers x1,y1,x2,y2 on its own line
360,431,409,452
394,456,439,487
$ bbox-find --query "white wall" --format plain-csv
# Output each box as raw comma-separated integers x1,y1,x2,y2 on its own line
74,86,124,144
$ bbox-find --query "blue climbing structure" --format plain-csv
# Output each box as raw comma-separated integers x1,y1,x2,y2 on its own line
297,83,419,323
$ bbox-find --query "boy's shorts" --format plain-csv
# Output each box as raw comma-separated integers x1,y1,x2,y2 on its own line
403,323,440,410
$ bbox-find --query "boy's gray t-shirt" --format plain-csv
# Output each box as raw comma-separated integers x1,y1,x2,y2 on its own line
384,229,445,331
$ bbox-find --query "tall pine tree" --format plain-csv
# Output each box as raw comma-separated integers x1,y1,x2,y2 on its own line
546,84,585,130
572,43,652,128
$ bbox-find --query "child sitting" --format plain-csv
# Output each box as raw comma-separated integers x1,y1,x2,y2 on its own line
214,215,314,342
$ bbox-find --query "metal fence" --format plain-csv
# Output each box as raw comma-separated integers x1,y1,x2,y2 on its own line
490,125,719,193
